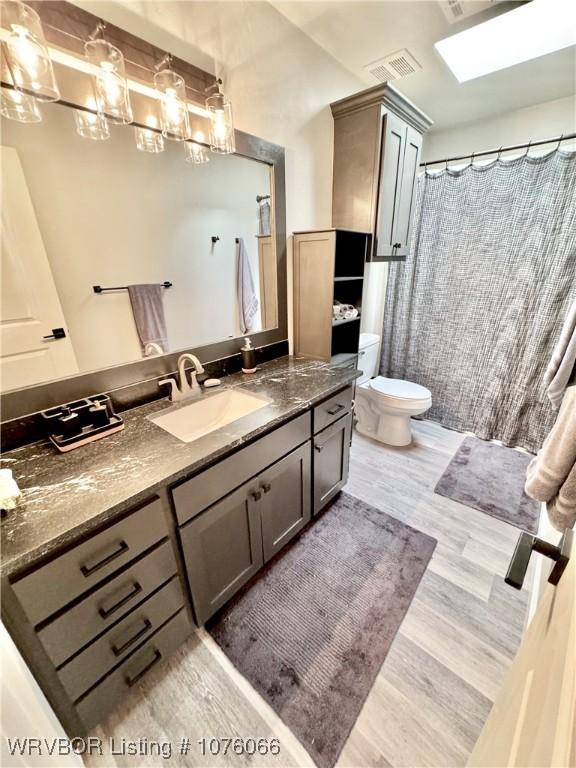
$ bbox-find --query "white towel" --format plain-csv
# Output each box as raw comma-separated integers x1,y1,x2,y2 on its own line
545,298,576,409
236,238,258,334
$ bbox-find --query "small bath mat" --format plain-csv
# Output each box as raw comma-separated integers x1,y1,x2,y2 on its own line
434,436,539,533
207,492,436,768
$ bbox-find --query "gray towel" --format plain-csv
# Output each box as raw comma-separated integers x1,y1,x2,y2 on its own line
127,284,168,355
545,298,576,409
236,238,258,334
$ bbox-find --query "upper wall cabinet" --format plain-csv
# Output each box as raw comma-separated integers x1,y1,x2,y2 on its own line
331,84,433,262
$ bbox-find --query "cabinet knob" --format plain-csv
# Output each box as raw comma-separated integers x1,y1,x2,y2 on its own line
261,482,271,494
251,490,262,501
314,444,323,453
393,242,402,250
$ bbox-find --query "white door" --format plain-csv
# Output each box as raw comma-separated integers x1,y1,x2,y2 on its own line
0,146,78,392
468,531,575,767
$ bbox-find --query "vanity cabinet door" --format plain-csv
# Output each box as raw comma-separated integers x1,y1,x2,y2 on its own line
260,442,311,562
313,413,352,516
180,481,263,625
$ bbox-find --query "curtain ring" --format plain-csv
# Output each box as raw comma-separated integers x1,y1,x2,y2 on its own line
556,134,564,150
469,151,475,168
445,158,449,171
524,139,532,157
497,146,503,161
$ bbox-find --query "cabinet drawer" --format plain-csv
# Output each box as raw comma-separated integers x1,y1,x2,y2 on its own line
76,608,192,731
38,540,176,667
58,576,185,702
172,411,311,526
12,497,168,627
313,385,354,434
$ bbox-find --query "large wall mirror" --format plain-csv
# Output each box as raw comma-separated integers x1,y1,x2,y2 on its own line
1,100,281,396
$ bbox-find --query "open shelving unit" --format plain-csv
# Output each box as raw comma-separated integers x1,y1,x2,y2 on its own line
293,228,371,364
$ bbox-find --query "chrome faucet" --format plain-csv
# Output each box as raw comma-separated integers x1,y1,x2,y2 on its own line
159,353,205,402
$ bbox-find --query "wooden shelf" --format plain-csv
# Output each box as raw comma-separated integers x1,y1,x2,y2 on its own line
332,316,361,327
334,276,364,282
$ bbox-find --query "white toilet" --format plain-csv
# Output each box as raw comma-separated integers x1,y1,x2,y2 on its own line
355,335,432,446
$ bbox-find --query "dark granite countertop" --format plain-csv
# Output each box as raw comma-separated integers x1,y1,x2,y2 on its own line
1,356,359,579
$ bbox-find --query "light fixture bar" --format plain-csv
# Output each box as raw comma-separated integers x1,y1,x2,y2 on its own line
0,26,210,118
435,0,576,83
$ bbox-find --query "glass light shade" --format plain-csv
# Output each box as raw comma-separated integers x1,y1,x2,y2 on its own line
85,39,133,125
206,92,235,154
0,87,41,122
184,140,209,164
135,126,165,153
2,1,60,101
153,69,190,141
74,108,110,141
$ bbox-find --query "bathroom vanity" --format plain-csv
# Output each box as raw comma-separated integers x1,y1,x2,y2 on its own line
1,357,358,735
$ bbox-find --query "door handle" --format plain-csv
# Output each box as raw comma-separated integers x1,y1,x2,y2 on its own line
98,580,143,619
111,617,152,657
42,328,66,340
505,529,572,590
80,540,129,577
125,648,162,687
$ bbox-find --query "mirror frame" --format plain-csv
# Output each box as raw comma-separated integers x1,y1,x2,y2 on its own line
0,7,287,421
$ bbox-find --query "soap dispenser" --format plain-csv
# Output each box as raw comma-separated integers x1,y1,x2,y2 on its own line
240,337,257,373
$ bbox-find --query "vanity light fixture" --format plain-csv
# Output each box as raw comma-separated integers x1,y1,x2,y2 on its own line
154,55,190,141
205,78,235,155
184,131,209,164
1,0,60,101
85,22,133,125
74,102,110,141
0,85,41,121
135,115,165,153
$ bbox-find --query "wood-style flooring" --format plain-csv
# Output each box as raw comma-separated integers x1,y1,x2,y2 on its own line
86,420,530,768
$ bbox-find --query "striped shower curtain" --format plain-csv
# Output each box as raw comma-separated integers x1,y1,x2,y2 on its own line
380,150,576,453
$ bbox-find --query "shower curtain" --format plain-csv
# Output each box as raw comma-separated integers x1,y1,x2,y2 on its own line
381,150,576,453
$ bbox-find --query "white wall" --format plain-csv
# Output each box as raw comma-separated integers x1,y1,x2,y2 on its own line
3,102,269,373
422,95,576,163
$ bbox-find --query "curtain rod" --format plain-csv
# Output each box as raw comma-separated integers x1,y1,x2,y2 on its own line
420,132,576,167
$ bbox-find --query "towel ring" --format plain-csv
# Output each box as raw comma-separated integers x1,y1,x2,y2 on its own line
524,139,532,157
556,134,564,150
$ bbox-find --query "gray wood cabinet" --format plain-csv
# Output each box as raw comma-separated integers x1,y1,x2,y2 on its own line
260,442,311,562
331,83,432,262
313,413,353,516
180,480,264,625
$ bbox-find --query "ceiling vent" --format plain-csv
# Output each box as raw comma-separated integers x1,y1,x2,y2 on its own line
364,49,422,83
438,0,510,25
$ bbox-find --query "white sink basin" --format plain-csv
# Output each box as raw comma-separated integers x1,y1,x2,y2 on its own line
150,389,272,443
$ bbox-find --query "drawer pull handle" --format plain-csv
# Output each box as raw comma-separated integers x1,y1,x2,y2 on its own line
99,581,142,620
261,482,272,494
80,540,129,577
111,618,152,657
125,648,162,687
327,404,346,416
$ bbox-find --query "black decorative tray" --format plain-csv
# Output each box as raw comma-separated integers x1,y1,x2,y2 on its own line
41,394,124,453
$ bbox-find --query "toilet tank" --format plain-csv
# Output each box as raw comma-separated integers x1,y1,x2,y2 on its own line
358,333,380,385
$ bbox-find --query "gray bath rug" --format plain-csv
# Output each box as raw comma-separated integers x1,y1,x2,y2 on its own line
207,492,436,768
434,436,539,533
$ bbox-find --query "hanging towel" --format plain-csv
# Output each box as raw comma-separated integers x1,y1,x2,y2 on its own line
544,298,576,409
236,238,258,334
127,284,168,355
525,386,576,532
258,200,271,236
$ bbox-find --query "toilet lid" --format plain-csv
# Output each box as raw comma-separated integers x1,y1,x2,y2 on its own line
369,376,431,400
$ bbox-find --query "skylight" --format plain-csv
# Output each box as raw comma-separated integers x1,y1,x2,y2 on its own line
435,0,576,83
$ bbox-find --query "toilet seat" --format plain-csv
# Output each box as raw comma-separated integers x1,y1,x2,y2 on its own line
366,377,432,409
